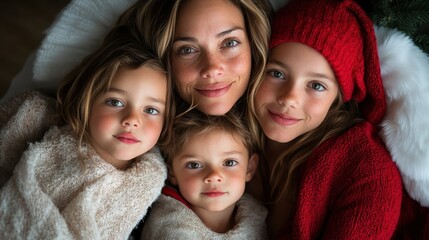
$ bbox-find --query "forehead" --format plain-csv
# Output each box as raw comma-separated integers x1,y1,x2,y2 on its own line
175,0,245,34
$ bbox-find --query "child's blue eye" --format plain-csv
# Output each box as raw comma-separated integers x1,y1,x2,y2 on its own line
106,99,124,107
267,69,285,79
311,82,326,91
144,108,160,115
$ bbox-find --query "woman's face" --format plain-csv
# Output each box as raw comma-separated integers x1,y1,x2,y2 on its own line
255,43,338,143
171,0,251,115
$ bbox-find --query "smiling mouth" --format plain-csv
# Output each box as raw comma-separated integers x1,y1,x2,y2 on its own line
268,110,300,126
197,84,232,97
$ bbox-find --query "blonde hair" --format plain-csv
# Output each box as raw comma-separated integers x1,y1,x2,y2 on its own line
160,107,258,168
57,25,174,146
248,84,363,203
118,0,271,114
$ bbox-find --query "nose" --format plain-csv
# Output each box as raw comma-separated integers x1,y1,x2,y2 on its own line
204,168,223,183
277,82,299,109
200,51,223,79
122,109,140,128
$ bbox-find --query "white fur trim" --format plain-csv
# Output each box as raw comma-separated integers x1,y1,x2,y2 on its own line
376,26,429,206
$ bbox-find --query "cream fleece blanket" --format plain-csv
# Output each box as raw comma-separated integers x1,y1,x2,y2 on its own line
0,92,167,239
141,193,268,239
0,91,63,187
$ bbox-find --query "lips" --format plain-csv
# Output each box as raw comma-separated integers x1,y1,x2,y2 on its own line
114,132,140,144
196,83,232,97
202,191,226,197
268,110,300,126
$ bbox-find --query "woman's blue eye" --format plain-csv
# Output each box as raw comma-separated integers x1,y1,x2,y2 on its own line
178,47,196,55
186,162,202,169
144,108,160,115
224,160,238,167
224,39,239,48
106,99,124,107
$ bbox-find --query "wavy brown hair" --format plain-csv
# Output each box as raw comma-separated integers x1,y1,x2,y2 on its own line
248,82,363,203
57,25,174,146
159,107,258,168
118,0,272,115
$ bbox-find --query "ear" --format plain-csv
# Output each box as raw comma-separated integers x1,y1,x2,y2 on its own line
167,167,178,186
245,153,259,182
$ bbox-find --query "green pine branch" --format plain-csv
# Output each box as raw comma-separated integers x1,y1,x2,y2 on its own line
359,0,429,53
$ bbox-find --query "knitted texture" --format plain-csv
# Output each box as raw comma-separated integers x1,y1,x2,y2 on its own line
270,0,386,125
280,123,402,238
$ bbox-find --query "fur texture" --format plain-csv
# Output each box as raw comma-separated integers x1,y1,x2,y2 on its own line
141,193,268,239
0,126,167,239
0,91,63,187
376,26,429,207
0,92,167,238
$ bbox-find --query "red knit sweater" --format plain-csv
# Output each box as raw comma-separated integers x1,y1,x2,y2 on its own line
276,122,403,239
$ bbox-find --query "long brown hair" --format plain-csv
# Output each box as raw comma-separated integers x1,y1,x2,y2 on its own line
118,0,272,115
57,25,174,146
249,84,363,203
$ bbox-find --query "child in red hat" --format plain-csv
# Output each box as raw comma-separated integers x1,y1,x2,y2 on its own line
247,0,403,238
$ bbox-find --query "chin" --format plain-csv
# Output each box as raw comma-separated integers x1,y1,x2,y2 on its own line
199,105,232,116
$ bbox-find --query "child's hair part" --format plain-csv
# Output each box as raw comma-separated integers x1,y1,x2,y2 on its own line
57,25,173,144
160,108,257,167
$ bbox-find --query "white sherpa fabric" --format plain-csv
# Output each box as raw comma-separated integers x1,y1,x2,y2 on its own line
141,193,268,239
33,0,137,88
0,124,167,239
376,26,429,207
0,91,63,187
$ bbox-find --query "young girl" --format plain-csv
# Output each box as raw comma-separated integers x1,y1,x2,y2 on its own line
247,0,403,238
0,25,172,239
141,109,267,239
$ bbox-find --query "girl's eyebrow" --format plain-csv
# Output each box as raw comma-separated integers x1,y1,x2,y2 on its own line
105,87,126,95
173,27,245,43
107,87,166,105
268,59,336,83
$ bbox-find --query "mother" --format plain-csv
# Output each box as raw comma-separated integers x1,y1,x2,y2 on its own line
118,0,271,116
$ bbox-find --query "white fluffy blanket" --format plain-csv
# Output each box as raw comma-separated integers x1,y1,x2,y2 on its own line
376,26,429,207
141,193,268,239
0,91,63,187
0,92,167,239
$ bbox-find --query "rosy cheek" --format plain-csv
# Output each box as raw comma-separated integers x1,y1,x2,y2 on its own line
94,115,116,132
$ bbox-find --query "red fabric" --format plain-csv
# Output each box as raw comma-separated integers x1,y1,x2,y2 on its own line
162,186,191,209
392,190,429,240
270,0,385,125
277,123,402,239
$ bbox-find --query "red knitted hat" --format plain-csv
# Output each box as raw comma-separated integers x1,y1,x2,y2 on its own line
270,0,386,125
